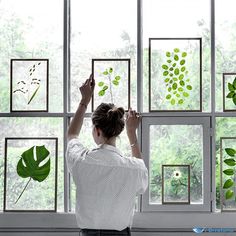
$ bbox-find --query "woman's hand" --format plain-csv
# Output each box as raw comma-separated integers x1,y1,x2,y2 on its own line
80,74,95,105
125,108,142,159
125,108,141,135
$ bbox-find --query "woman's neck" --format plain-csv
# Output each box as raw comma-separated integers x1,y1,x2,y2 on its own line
99,137,116,147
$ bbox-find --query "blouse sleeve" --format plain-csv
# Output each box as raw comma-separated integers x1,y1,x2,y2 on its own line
136,159,149,194
66,138,89,174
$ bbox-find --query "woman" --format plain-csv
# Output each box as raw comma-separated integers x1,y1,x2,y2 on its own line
66,74,148,236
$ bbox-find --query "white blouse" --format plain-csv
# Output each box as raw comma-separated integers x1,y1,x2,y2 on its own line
66,138,148,231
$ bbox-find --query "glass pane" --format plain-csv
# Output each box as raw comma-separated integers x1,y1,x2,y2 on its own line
162,165,190,204
70,0,137,112
216,118,236,210
0,0,63,112
5,138,57,211
92,59,131,111
0,118,63,212
150,125,203,204
149,39,201,111
220,138,236,211
143,0,211,112
215,0,236,111
70,117,132,211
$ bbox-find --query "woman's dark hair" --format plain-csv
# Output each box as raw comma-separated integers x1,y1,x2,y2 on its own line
92,103,125,139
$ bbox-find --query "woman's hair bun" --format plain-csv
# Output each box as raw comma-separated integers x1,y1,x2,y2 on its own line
107,107,125,120
92,103,125,139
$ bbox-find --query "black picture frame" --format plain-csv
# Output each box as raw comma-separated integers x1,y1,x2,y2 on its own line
4,137,58,212
220,137,236,212
162,164,190,205
10,59,49,112
149,38,202,112
91,58,131,111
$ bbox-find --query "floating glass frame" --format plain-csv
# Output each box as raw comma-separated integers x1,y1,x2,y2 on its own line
10,59,49,112
92,59,131,111
162,164,190,204
223,73,236,112
220,137,236,212
149,38,202,112
4,137,58,212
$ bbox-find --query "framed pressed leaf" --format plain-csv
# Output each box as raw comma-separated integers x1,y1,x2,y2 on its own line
223,73,236,112
162,164,190,205
220,137,236,212
3,137,58,212
10,59,49,112
91,59,131,111
149,38,202,112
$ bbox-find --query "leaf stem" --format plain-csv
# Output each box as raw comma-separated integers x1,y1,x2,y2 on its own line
108,74,113,103
15,177,32,204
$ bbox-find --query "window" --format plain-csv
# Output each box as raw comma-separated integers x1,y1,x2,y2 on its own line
1,0,236,229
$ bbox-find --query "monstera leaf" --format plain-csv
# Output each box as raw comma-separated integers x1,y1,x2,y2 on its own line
15,145,50,204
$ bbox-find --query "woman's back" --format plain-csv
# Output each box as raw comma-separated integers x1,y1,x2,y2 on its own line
67,141,147,231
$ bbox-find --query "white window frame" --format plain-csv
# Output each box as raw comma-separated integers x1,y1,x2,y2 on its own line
141,116,211,212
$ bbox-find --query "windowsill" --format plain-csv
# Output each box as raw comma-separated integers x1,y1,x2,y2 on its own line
0,212,235,229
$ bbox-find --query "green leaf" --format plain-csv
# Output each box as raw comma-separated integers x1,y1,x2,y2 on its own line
182,52,187,57
181,66,186,72
172,83,177,90
233,96,236,105
103,85,108,90
163,71,169,76
162,65,168,70
183,92,189,97
103,70,108,75
17,145,50,182
166,94,171,99
225,148,236,157
180,59,185,65
168,87,172,92
115,76,121,80
178,87,183,92
167,59,172,63
187,85,192,90
179,74,184,80
166,52,171,57
98,82,104,87
223,169,234,176
174,54,179,61
226,91,235,98
27,85,40,105
98,90,105,96
180,80,185,86
228,83,235,91
109,67,113,73
112,80,119,86
224,158,236,166
171,99,175,105
174,68,179,75
174,48,180,53
223,179,234,189
233,77,236,88
178,99,184,104
165,78,170,83
226,189,234,200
